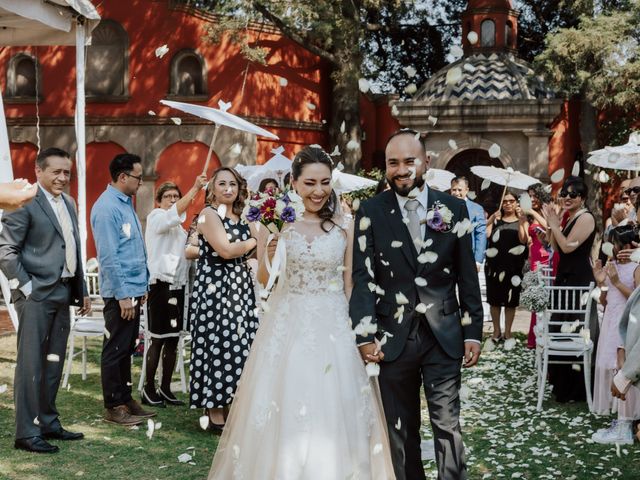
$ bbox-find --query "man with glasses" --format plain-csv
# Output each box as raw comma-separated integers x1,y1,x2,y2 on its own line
90,153,153,426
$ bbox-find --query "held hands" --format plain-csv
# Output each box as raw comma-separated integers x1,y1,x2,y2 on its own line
463,341,481,368
358,342,385,364
76,296,92,316
616,241,640,262
611,380,627,401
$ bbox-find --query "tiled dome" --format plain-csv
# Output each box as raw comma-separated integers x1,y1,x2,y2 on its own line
414,52,555,102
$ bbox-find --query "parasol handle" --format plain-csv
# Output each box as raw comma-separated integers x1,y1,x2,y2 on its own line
499,184,508,205
203,124,220,175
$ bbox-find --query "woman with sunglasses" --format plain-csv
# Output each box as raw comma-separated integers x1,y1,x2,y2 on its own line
484,190,529,351
542,176,596,403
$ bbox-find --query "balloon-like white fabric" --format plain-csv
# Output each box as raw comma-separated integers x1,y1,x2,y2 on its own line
209,216,395,480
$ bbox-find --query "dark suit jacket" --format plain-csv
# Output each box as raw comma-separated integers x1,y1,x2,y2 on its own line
349,188,483,362
0,187,87,305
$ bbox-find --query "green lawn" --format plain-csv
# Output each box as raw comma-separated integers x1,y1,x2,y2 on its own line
0,333,636,479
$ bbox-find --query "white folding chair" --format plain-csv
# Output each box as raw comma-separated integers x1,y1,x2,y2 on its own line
62,272,104,388
535,281,595,412
137,286,190,393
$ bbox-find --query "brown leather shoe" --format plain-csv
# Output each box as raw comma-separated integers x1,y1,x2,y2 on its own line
125,399,156,418
104,405,144,426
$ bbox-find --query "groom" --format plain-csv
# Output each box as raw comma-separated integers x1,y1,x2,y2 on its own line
350,129,483,480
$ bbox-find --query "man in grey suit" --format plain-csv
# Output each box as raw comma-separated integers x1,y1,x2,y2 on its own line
350,130,483,479
0,148,90,453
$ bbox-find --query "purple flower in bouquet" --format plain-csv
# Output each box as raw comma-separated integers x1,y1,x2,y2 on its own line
426,209,445,231
246,206,262,222
280,206,296,223
425,203,454,232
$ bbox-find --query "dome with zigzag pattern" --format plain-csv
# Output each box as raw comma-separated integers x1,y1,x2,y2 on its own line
415,52,555,102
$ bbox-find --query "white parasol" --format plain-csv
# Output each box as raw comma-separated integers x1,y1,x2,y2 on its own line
424,168,456,192
470,165,538,203
238,146,293,191
587,132,640,171
160,99,279,174
332,170,378,195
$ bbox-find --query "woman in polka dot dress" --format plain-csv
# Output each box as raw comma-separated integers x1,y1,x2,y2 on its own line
189,167,259,431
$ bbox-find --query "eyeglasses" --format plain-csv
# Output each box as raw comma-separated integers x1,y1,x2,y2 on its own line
502,199,516,204
162,193,180,200
624,187,640,195
559,190,580,199
125,172,143,183
621,196,630,202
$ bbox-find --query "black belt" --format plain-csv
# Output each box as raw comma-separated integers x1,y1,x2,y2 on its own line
207,257,246,266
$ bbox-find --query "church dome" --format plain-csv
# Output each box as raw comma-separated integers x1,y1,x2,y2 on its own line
414,52,555,102
466,0,513,9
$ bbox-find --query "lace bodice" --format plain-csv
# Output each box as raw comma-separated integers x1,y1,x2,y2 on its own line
281,220,349,296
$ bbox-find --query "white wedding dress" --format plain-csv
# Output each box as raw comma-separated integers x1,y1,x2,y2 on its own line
209,218,395,480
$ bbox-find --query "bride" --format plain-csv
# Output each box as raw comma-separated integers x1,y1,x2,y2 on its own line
208,146,395,479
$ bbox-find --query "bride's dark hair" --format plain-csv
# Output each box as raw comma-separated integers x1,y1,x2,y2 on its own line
291,145,337,233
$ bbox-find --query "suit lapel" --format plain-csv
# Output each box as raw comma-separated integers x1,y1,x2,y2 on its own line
382,191,417,271
35,188,64,239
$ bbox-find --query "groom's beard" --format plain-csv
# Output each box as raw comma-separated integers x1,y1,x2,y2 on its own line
387,173,425,197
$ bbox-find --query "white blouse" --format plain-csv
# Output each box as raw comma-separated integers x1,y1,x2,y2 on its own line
145,204,189,287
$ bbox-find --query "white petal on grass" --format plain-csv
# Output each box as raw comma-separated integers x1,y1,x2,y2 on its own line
358,78,371,93
155,44,169,58
358,235,366,252
508,245,526,255
550,169,565,183
404,66,417,77
445,67,462,85
511,275,522,287
146,419,155,439
481,179,491,191
170,117,182,126
448,139,458,150
177,453,193,463
199,415,209,431
601,242,614,258
279,77,288,87
46,354,60,362
404,83,417,95
467,31,478,44
488,143,501,158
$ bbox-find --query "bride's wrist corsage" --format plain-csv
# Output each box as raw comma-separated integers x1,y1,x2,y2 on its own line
426,202,454,233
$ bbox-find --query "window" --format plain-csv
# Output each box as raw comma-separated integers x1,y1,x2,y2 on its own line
169,50,207,99
481,19,496,47
505,21,514,48
85,20,128,99
6,53,39,99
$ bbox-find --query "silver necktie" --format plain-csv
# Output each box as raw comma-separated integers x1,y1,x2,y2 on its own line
404,199,422,250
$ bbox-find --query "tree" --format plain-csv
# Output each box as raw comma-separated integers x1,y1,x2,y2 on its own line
534,2,640,227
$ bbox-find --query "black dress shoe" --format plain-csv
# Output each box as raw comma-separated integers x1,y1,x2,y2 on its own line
42,428,84,441
141,387,166,408
14,436,59,453
158,387,185,406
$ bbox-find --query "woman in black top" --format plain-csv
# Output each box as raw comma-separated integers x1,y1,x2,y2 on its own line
543,176,596,403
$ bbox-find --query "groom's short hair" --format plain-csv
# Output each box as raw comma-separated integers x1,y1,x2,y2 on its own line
386,128,427,155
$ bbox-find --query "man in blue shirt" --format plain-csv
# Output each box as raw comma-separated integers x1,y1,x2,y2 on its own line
91,153,153,426
451,176,487,270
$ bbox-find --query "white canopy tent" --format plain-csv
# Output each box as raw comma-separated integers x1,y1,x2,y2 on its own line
0,0,100,330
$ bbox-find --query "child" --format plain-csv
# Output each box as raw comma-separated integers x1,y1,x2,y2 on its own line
592,225,640,444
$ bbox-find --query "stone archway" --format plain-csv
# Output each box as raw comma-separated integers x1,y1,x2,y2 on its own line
446,148,504,213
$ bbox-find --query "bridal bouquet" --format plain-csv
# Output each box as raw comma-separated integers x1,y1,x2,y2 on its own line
243,189,304,233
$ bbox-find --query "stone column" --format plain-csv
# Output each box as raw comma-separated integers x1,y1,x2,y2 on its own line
524,130,553,182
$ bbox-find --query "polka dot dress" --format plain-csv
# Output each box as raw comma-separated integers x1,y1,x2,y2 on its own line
189,214,258,409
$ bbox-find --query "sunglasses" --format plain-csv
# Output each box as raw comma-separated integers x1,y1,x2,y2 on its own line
559,190,580,199
624,187,640,195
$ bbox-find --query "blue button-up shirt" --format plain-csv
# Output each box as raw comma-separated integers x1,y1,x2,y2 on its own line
90,185,149,300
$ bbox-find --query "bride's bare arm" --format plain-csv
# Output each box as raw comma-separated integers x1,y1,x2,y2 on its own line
343,218,355,301
256,225,274,287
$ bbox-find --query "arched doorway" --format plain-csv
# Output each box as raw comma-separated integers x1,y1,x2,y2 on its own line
446,149,503,213
155,141,221,229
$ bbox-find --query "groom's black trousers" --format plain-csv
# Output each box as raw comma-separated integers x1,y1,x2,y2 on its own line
379,314,466,480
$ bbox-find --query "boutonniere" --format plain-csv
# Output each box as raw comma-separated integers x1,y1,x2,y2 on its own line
426,202,454,232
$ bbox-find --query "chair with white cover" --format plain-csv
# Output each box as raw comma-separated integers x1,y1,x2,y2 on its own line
62,272,104,388
535,281,595,411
